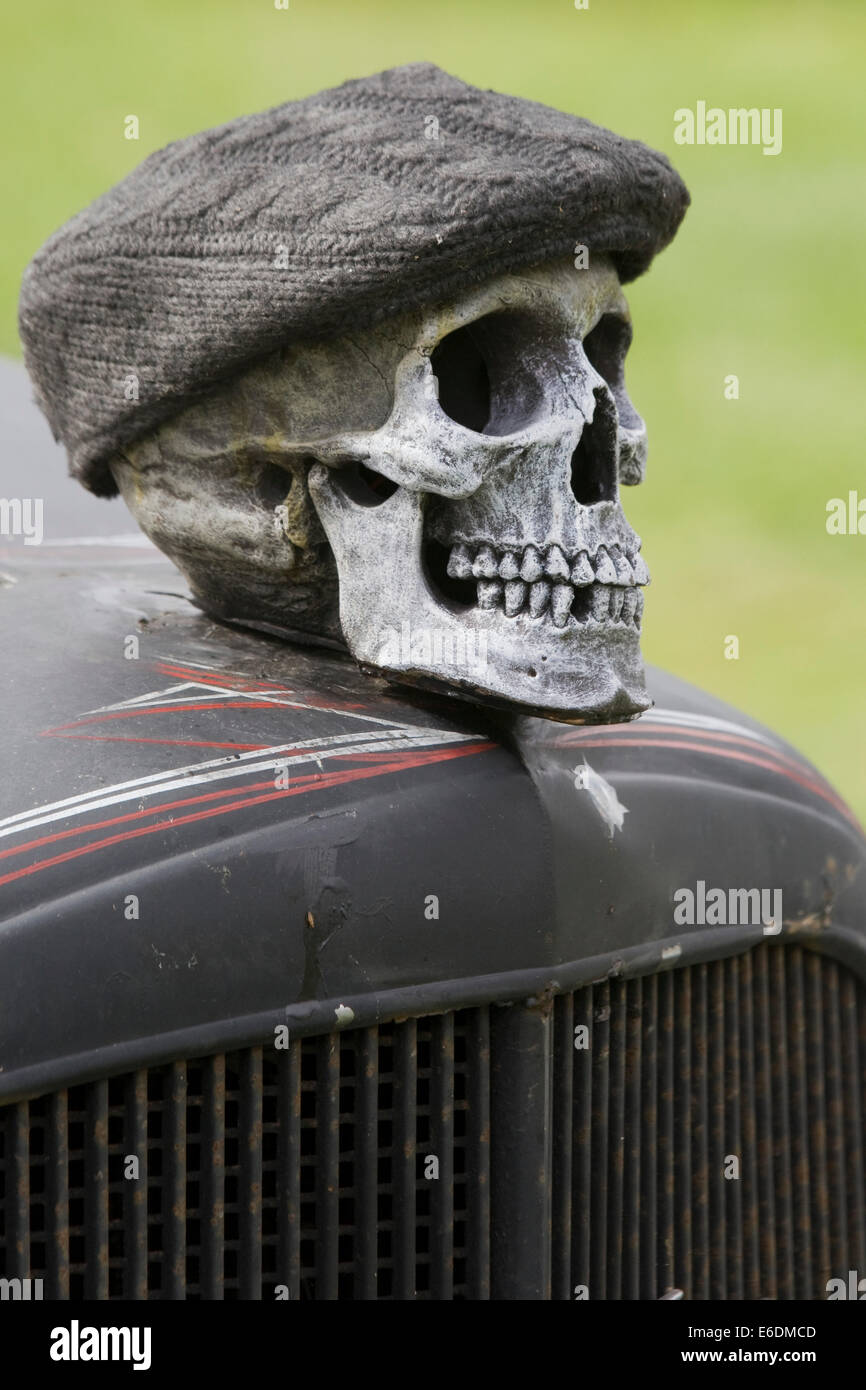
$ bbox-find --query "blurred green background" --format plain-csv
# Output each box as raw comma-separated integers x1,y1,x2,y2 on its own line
2,0,864,820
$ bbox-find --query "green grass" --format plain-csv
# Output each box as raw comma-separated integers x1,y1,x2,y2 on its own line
3,0,865,821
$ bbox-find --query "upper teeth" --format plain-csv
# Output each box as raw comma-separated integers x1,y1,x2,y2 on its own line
446,540,648,628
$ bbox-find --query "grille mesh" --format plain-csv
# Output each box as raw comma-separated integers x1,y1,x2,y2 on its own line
2,945,865,1299
552,944,866,1299
0,1010,491,1299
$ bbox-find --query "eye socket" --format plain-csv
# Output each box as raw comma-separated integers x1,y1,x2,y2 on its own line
430,310,549,436
583,313,631,386
583,313,642,431
430,324,491,432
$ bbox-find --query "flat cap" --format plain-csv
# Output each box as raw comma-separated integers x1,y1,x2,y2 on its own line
19,62,689,497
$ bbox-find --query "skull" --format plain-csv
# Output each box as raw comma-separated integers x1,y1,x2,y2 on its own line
111,255,651,722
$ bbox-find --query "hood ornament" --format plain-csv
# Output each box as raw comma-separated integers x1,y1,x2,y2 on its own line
19,63,689,724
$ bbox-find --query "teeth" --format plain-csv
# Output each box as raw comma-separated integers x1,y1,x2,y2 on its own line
504,579,527,616
473,544,499,579
591,586,610,622
550,583,572,628
443,540,647,625
529,580,551,616
499,551,520,581
477,580,502,609
545,545,570,581
447,543,473,580
571,552,594,586
613,549,634,586
519,545,543,583
594,546,617,585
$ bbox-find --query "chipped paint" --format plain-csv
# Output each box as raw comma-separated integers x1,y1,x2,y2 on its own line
573,758,629,836
334,1003,354,1025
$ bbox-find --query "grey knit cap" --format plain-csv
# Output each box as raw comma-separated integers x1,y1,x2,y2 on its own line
18,62,689,497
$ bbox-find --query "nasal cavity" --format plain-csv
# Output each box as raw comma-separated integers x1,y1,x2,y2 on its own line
570,388,618,505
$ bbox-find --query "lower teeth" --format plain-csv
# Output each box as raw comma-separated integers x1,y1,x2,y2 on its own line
550,583,572,627
473,579,642,626
504,579,526,616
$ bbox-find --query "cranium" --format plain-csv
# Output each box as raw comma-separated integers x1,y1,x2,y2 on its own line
111,255,651,722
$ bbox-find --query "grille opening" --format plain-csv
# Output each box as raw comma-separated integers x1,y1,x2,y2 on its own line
1,1010,487,1300
550,944,866,1300
2,948,864,1301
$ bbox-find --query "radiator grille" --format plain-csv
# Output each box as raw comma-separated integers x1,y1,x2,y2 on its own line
552,944,866,1299
0,1010,491,1299
2,945,865,1299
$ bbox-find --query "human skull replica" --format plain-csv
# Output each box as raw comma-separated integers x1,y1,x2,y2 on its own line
111,255,650,723
19,64,689,724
